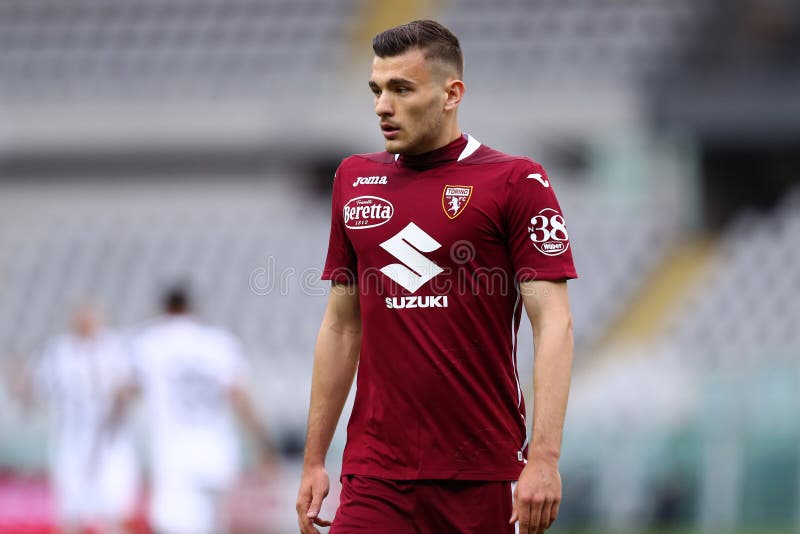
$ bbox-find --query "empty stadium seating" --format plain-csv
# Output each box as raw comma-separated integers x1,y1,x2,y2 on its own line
442,0,713,88
669,188,800,356
0,0,358,99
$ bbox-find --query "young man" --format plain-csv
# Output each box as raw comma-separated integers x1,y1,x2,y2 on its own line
28,303,139,534
296,20,577,534
110,288,273,534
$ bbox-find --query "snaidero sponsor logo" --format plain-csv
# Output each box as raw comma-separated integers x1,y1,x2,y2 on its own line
343,196,394,229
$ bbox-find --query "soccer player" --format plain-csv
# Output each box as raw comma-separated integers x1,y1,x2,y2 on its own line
23,302,139,534
296,20,577,534
110,287,274,534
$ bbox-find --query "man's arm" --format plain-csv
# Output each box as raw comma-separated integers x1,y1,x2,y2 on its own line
228,384,275,467
102,381,140,439
296,282,361,534
511,279,574,534
3,356,38,411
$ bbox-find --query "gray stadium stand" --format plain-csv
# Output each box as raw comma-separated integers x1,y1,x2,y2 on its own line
0,0,358,100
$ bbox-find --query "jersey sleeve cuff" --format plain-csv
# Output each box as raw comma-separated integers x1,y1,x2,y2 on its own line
321,267,357,284
515,268,578,283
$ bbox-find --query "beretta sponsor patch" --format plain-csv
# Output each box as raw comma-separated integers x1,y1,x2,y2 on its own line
343,196,394,229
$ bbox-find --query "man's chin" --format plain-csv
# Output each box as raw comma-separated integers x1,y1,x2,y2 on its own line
384,139,401,154
384,139,403,154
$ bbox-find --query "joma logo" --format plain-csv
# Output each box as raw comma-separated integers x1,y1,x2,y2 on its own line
353,175,388,187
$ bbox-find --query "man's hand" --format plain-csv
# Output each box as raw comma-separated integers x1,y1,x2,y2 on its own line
510,455,562,534
296,464,332,534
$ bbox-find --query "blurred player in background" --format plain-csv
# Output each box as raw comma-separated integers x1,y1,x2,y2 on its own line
297,20,576,534
108,287,274,534
13,302,139,534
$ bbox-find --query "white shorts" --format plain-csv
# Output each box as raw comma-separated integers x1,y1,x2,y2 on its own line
52,440,139,524
150,482,228,534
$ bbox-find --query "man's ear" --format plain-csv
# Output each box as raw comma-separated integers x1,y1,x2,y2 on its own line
444,79,465,111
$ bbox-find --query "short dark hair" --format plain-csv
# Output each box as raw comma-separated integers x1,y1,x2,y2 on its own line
372,20,463,78
163,286,190,314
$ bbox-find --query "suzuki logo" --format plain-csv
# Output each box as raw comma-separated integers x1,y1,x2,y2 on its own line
379,222,444,293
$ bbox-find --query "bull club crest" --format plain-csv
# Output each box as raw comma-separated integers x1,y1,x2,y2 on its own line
442,185,473,219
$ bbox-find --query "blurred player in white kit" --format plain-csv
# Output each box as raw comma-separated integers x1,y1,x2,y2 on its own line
109,287,273,534
28,302,139,534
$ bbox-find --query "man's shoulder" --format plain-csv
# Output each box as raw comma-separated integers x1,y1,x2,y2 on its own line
465,144,545,174
131,318,183,348
39,335,69,363
202,325,241,353
339,151,395,171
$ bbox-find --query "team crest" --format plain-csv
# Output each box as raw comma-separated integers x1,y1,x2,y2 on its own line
442,185,473,219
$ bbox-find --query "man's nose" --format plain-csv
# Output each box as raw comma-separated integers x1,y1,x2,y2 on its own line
375,93,393,116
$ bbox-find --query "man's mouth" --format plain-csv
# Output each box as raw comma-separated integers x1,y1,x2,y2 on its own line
381,123,400,139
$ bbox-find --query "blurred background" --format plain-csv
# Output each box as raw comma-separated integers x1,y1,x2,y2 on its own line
0,0,798,532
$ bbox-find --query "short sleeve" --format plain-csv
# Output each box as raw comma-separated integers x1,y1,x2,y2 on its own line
321,166,358,283
219,333,250,389
504,162,578,282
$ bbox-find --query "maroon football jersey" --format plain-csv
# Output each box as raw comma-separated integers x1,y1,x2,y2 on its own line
322,134,577,481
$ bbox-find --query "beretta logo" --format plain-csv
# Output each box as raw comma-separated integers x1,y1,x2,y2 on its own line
343,196,394,229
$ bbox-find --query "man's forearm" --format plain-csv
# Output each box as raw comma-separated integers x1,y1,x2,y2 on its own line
517,278,574,534
229,385,273,456
530,315,573,460
303,323,361,467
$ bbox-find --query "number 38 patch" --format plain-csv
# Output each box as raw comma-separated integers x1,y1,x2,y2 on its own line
528,208,570,256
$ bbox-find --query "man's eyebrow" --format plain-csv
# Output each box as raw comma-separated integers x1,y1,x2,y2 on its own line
369,78,417,88
386,78,416,86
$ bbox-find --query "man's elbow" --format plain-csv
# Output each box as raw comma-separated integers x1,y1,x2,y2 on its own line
563,314,574,338
324,317,362,337
536,309,573,337
551,314,574,347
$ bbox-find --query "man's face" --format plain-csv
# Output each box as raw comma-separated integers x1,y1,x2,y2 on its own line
72,304,101,339
369,48,452,155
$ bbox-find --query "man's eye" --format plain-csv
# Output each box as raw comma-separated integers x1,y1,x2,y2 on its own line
396,87,409,94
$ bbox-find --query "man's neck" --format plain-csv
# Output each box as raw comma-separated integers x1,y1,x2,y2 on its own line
426,126,462,154
396,132,468,170
404,120,461,156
